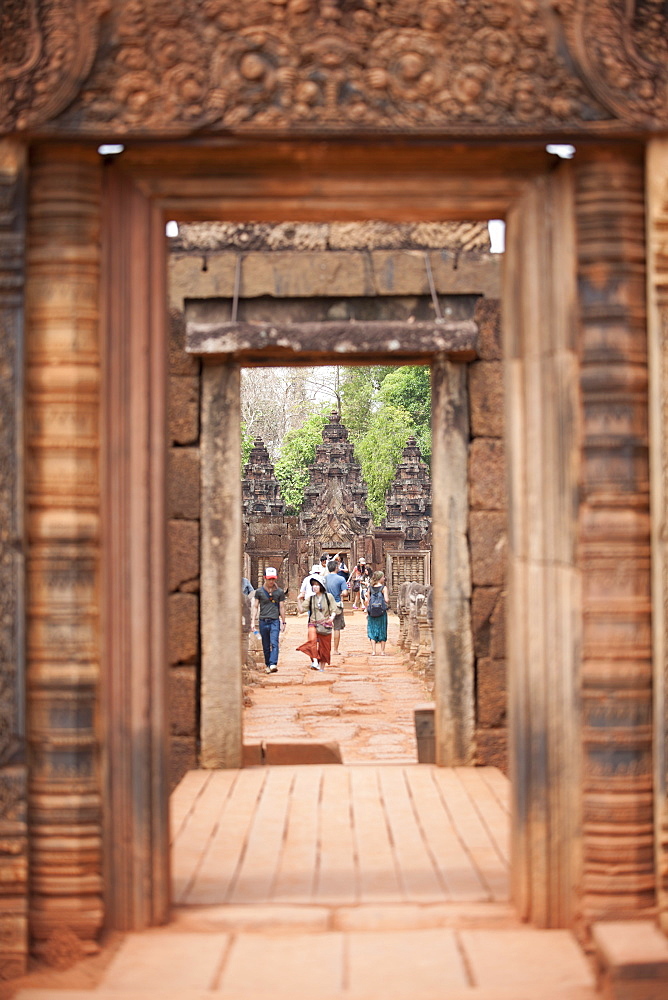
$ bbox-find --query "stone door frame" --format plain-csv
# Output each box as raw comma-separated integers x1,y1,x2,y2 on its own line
193,349,471,774
23,137,660,938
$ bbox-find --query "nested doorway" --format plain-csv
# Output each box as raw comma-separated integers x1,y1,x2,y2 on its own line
98,140,586,933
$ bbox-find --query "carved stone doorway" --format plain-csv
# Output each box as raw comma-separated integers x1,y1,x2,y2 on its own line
192,352,472,772
22,137,651,943
95,139,585,933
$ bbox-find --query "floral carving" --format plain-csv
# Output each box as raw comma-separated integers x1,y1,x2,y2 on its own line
2,0,667,137
554,0,668,122
0,0,109,132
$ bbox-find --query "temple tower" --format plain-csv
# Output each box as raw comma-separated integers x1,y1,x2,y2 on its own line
383,436,432,547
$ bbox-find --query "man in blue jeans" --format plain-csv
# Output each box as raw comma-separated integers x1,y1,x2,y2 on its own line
249,567,286,674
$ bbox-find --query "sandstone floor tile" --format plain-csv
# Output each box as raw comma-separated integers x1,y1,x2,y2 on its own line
347,928,469,995
460,928,596,990
100,929,228,990
217,932,344,996
171,903,330,932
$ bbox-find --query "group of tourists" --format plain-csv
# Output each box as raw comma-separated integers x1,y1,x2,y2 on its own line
247,553,390,674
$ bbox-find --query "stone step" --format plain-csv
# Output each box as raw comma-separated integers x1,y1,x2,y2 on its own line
16,988,599,1000
592,919,668,1000
14,926,598,1000
170,900,520,933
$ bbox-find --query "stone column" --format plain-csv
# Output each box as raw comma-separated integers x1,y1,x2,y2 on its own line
100,166,169,930
648,138,668,935
0,140,28,976
25,146,104,952
504,165,582,928
431,357,474,765
575,148,654,926
200,362,243,768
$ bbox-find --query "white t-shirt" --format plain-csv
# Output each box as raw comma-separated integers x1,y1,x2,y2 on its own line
299,567,325,600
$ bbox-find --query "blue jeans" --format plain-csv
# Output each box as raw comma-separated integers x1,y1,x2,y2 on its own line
259,618,280,667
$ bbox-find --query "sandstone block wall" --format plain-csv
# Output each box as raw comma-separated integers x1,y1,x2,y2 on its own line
468,298,507,771
166,235,504,777
168,310,201,787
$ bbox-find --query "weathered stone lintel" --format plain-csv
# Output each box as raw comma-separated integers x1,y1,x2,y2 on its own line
169,248,501,307
186,320,478,364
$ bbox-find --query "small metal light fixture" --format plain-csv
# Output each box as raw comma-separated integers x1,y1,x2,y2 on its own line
97,143,125,156
546,143,576,159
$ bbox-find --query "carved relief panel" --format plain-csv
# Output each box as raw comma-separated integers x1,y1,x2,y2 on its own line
1,1,668,138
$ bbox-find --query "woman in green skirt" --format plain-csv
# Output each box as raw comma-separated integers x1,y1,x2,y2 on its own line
365,570,390,656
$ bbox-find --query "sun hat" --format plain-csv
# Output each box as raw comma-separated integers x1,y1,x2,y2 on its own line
264,567,278,578
310,563,324,575
359,557,366,564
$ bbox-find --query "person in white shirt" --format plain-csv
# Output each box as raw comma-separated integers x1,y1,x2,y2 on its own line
298,563,325,603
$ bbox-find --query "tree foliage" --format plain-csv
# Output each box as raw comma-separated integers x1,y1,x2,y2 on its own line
378,365,431,427
240,367,315,460
241,424,254,472
339,365,393,442
273,407,330,514
378,365,431,464
355,404,414,523
241,364,432,520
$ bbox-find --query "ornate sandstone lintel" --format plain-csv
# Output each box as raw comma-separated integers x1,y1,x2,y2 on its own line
2,1,668,138
0,0,109,134
555,0,668,126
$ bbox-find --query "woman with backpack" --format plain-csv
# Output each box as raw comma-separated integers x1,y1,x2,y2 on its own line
365,570,389,656
296,575,338,671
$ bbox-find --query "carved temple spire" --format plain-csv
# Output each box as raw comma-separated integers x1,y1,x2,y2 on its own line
242,438,285,516
300,410,373,535
383,435,431,544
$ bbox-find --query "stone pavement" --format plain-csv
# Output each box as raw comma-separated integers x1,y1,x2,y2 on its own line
244,608,430,762
11,608,602,1000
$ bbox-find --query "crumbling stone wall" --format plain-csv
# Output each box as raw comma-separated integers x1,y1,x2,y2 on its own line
468,298,507,771
168,311,201,786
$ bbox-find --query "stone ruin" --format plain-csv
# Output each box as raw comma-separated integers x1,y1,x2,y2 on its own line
242,409,431,600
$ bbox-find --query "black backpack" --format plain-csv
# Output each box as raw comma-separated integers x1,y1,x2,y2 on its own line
368,587,388,617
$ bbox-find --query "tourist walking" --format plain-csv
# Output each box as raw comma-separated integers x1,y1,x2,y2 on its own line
336,553,350,581
324,558,348,656
365,570,389,656
359,559,371,606
298,562,326,603
296,576,338,670
350,557,369,609
249,567,286,674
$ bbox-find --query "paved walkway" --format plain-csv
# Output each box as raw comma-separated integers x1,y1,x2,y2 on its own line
13,609,600,999
243,609,430,762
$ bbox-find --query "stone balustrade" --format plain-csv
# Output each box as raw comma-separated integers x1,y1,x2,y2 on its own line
397,580,506,770
398,581,434,692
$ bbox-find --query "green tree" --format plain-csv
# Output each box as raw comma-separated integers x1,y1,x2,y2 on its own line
377,365,431,464
241,423,254,472
339,365,393,442
355,404,413,522
274,407,330,514
378,364,431,425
